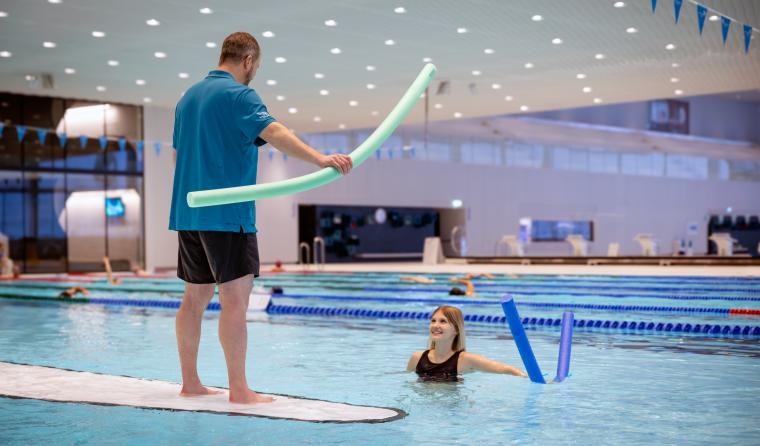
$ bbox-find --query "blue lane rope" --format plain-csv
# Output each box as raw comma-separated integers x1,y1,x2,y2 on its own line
3,293,759,338
277,293,737,314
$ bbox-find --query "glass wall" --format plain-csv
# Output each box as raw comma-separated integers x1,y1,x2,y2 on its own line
0,92,144,273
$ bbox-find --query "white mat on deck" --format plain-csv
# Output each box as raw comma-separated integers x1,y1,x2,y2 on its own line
0,362,404,423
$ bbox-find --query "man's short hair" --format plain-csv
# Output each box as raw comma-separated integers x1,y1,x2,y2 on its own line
218,32,260,65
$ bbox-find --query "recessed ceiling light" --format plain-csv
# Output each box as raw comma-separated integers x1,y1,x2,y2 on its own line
505,95,514,101
454,112,463,118
670,77,679,83
314,73,324,79
422,57,432,63
626,27,637,33
154,51,167,58
206,42,217,48
366,83,376,90
319,89,329,96
671,62,680,68
349,100,358,107
48,0,62,4
524,62,534,69
64,68,76,74
338,124,346,130
0,51,11,58
384,39,395,46
288,107,298,114
491,83,502,90
107,60,119,66
330,47,341,54
143,97,152,103
595,53,606,59
266,79,277,86
576,73,586,79
25,74,36,82
614,2,625,8
146,19,160,26
135,79,146,85
92,31,105,38
665,43,676,50
324,19,337,27
582,86,592,93
552,38,563,44
484,48,494,54
276,95,286,101
366,65,376,71
457,27,468,34
520,105,529,111
674,89,683,95
179,72,189,79
434,103,443,109
313,116,322,122
262,30,275,38
593,97,603,104
199,7,213,14
472,70,482,76
275,56,287,63
96,86,106,92
531,14,543,21
43,41,57,48
0,11,7,17
394,7,406,13
709,15,719,22
371,111,379,116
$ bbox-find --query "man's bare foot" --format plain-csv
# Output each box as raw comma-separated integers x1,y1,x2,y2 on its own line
180,384,224,397
229,388,274,404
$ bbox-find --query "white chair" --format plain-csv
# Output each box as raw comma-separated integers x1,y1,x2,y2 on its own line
633,234,658,256
423,237,445,264
565,235,588,256
499,235,525,256
708,233,736,256
607,242,620,257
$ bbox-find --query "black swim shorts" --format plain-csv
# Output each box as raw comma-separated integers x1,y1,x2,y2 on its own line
177,230,260,284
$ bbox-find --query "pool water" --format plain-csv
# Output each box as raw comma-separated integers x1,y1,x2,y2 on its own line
2,273,760,445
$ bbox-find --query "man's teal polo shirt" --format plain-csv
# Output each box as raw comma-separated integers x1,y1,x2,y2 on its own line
169,70,276,233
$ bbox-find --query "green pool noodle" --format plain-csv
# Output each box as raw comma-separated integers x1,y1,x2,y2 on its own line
187,63,437,207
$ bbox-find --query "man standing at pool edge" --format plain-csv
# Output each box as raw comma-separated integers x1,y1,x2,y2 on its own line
169,32,353,404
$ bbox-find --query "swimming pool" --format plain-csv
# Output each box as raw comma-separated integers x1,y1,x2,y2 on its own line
1,273,759,444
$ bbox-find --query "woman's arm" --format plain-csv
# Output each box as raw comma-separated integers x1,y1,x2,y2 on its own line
406,351,423,372
459,352,527,377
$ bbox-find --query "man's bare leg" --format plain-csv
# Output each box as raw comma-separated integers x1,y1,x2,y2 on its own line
176,282,223,396
218,274,273,404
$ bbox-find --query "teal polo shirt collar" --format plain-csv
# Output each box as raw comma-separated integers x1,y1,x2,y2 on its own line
207,70,235,79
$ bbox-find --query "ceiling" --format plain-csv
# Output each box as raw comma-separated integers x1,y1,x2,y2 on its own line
0,0,758,132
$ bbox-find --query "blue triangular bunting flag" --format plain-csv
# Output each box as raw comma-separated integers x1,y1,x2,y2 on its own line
99,135,108,150
652,0,657,13
58,132,67,148
697,4,707,34
744,25,753,53
674,0,683,24
136,140,144,154
118,137,126,152
721,16,731,45
37,129,47,145
0,122,4,137
79,135,88,149
268,149,274,160
410,147,416,158
388,148,394,160
16,125,26,142
153,142,161,156
375,150,381,160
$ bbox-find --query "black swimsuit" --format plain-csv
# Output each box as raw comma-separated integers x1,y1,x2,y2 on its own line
415,350,462,382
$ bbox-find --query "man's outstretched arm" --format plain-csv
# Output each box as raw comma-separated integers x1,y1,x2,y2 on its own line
260,122,352,174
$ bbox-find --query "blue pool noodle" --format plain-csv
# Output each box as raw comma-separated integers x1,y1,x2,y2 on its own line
501,296,545,384
554,312,574,382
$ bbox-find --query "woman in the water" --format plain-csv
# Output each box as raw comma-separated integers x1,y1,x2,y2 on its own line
407,305,528,381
